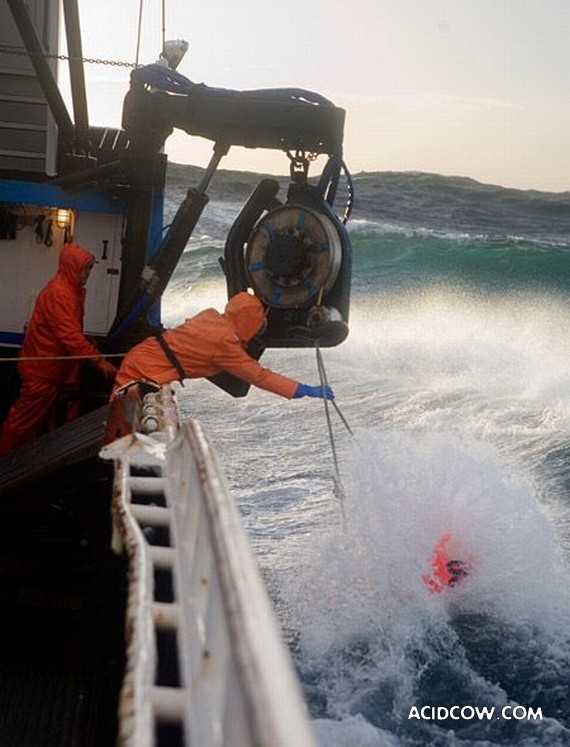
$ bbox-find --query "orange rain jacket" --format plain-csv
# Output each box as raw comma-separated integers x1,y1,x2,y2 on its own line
0,243,110,453
422,533,472,593
114,292,299,398
19,242,109,382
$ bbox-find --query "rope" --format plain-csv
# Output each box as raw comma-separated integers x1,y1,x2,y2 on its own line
315,341,350,520
0,353,124,363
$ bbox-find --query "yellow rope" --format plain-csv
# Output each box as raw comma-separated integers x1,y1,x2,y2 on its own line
0,353,125,363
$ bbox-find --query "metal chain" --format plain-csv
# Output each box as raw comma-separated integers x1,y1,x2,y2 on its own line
0,44,141,68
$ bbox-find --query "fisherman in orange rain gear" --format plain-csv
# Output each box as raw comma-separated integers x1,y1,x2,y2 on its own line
0,242,117,454
112,291,335,402
423,532,470,594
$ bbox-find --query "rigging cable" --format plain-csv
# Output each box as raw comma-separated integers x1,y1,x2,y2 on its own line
315,341,354,437
135,0,145,66
316,157,355,225
315,340,354,520
341,161,355,224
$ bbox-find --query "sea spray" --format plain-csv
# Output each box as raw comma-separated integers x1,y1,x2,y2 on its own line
163,168,570,746
284,431,570,745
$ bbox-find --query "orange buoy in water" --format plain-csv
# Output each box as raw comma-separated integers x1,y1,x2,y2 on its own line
422,533,470,593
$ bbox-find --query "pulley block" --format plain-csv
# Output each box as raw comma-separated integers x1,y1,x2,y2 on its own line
246,205,342,308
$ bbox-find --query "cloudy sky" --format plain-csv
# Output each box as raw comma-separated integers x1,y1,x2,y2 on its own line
64,0,569,191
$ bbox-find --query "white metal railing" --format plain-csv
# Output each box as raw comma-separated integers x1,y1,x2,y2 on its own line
101,385,318,747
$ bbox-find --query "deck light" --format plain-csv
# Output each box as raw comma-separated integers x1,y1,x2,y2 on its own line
55,208,72,229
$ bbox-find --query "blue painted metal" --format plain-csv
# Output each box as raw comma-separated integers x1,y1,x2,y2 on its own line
0,179,124,214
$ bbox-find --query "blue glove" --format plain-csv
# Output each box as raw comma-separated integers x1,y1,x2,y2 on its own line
293,383,335,400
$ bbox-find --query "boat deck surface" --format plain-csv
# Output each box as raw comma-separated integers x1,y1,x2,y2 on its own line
0,404,125,747
0,405,109,497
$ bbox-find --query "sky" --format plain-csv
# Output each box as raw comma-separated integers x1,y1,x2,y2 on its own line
59,0,569,192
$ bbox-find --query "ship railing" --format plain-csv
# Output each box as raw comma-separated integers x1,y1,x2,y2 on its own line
101,383,317,747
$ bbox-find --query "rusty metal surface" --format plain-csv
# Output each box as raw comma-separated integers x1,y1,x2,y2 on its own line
0,404,109,497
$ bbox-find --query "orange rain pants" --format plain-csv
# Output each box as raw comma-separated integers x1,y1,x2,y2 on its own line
0,243,112,453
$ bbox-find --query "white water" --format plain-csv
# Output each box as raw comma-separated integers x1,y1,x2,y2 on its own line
167,279,570,745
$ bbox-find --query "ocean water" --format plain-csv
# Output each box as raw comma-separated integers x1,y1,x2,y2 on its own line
163,165,570,747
